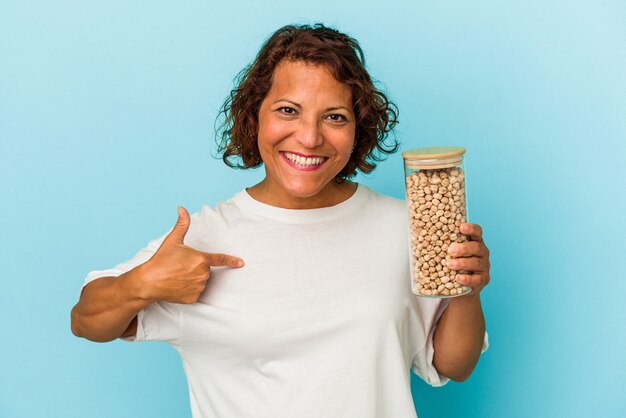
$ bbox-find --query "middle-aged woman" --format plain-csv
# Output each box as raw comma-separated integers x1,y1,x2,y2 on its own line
71,24,490,418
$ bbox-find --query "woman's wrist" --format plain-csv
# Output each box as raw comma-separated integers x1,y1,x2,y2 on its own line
117,264,156,306
450,290,481,306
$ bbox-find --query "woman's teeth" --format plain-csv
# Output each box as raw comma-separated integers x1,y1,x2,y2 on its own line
283,152,325,167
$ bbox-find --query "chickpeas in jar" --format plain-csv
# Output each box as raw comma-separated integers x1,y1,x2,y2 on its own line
402,146,472,298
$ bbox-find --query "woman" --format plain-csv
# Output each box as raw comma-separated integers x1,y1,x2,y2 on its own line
71,24,490,418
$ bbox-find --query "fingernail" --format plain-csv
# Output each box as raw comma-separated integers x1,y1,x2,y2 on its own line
236,259,244,267
448,244,458,255
447,259,458,268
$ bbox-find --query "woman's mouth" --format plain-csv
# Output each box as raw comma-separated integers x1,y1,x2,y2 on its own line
280,151,328,171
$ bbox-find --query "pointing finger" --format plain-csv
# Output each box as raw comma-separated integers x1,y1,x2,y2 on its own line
205,253,245,268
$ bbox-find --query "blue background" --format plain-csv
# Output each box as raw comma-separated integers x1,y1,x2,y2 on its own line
1,1,625,417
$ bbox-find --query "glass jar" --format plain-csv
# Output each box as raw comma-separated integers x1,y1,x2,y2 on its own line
402,146,472,298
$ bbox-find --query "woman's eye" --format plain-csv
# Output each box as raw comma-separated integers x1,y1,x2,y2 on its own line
327,114,347,122
278,106,297,115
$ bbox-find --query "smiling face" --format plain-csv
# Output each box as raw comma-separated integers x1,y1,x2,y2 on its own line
250,60,357,209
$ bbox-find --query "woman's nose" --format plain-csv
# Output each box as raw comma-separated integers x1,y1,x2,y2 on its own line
295,118,323,149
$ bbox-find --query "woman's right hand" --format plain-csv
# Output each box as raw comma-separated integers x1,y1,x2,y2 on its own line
136,206,244,304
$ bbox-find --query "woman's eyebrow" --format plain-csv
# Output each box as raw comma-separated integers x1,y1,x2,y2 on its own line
325,106,352,112
272,99,352,113
272,99,301,108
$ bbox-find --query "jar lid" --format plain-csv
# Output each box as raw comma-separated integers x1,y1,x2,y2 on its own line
402,146,466,159
402,146,466,169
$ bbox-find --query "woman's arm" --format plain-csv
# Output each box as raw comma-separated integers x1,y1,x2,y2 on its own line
432,222,490,381
432,293,485,381
71,268,150,342
71,206,244,343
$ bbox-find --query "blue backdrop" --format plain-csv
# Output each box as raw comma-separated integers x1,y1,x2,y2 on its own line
1,1,625,417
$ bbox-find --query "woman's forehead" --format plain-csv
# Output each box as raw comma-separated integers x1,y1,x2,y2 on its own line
266,60,352,106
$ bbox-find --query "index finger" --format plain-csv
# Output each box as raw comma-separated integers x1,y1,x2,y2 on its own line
460,223,484,243
205,252,245,268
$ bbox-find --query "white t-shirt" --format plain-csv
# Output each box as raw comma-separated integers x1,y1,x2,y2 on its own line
83,184,488,418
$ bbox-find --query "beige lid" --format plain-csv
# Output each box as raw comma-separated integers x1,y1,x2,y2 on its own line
402,146,466,169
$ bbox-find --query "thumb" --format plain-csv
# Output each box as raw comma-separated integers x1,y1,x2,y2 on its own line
163,206,191,246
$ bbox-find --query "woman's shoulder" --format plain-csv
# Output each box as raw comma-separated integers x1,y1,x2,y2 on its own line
359,184,406,212
357,184,408,230
182,190,250,249
193,190,248,226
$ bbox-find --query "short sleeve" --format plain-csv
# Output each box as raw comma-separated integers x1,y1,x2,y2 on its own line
410,298,452,386
120,300,181,343
79,233,168,297
79,231,182,343
410,297,489,386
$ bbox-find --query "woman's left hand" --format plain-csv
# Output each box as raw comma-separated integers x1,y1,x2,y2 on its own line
446,223,491,294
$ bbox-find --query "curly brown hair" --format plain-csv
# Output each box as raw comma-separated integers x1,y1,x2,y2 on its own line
216,23,399,181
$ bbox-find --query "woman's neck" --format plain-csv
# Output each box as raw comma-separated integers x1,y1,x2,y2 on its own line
246,180,358,209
